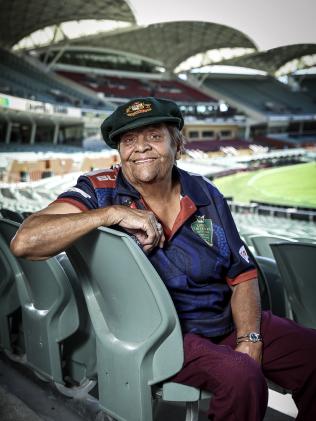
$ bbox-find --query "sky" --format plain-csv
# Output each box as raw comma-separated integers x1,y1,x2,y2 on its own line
129,0,316,51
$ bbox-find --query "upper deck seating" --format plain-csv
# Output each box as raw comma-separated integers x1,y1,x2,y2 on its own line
203,75,316,115
185,139,250,152
0,48,102,108
58,71,215,103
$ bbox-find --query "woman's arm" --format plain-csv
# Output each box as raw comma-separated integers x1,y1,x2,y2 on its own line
230,278,263,364
10,202,164,260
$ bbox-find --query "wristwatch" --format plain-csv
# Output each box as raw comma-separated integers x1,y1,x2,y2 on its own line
236,332,262,344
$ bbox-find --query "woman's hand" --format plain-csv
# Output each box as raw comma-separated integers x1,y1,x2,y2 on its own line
235,341,263,365
106,205,165,253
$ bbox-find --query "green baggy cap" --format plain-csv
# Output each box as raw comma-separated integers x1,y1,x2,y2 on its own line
101,96,184,149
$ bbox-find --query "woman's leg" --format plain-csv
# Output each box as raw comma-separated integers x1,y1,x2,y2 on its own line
257,311,316,421
171,332,268,421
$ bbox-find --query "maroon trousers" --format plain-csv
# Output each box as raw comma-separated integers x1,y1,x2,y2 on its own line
171,311,316,420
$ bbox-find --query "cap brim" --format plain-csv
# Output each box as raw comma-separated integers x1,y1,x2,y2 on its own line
107,116,182,149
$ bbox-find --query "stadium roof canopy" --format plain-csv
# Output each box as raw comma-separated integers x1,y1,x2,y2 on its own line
28,21,257,72
1,0,315,76
218,44,316,76
0,0,136,48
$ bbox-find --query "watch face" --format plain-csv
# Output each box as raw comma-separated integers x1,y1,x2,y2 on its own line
249,332,261,342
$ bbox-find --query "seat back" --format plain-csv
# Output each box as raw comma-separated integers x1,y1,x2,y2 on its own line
0,231,22,353
255,256,290,318
249,234,295,259
271,242,316,328
0,219,96,385
0,209,24,223
242,243,272,312
67,227,184,421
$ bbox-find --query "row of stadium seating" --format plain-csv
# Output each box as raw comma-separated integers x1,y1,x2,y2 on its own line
0,216,315,420
293,74,316,102
58,71,214,103
185,139,255,152
0,219,212,420
232,211,316,240
203,75,316,115
0,48,103,108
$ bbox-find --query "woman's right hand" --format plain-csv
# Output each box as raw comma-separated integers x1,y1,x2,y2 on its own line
106,205,165,253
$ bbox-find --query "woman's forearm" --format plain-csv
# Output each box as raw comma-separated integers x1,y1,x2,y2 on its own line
10,208,113,260
231,278,261,337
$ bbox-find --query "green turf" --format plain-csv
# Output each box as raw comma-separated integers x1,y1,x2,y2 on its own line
213,162,316,208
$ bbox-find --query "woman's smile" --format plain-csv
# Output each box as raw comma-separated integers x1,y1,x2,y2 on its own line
133,157,157,165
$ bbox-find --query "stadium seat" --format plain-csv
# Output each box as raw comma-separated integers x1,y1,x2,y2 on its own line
242,243,289,319
255,256,291,319
247,234,296,259
0,219,97,397
67,226,211,421
271,243,316,329
0,208,24,223
0,232,24,358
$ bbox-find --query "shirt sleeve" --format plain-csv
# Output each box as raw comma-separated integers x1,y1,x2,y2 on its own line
215,190,257,286
52,175,98,211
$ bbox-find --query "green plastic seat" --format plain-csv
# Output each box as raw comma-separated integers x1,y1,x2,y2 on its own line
0,219,97,397
271,242,316,329
67,227,212,421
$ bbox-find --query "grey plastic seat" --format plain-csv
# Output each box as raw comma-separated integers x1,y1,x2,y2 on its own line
0,208,24,223
255,256,291,319
248,234,296,259
0,233,24,358
67,226,211,421
271,242,316,329
0,219,97,397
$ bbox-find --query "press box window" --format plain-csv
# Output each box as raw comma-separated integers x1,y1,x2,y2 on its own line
202,131,214,138
188,131,199,138
220,130,232,138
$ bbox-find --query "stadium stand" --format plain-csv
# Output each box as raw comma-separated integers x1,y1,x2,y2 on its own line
231,211,316,242
58,71,216,103
184,139,253,152
294,74,316,101
1,2,316,419
202,74,316,117
0,48,105,108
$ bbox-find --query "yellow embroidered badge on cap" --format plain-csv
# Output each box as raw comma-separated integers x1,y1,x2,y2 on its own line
126,101,152,117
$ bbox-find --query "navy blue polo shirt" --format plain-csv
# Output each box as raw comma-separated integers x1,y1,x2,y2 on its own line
55,166,257,338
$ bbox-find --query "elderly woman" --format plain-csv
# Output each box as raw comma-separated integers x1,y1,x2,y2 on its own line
11,97,316,421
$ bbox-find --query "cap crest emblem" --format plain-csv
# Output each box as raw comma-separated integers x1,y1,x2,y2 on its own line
126,101,152,117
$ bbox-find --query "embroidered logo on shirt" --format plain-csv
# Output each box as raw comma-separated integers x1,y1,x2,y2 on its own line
239,245,250,263
191,215,213,246
126,101,152,117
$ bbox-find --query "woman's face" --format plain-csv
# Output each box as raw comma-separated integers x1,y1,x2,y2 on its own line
118,123,178,187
